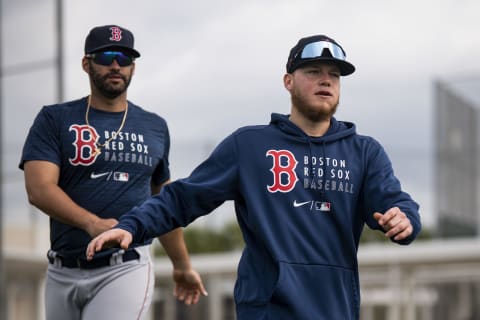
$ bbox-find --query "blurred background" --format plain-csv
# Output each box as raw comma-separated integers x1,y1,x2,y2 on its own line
1,0,480,319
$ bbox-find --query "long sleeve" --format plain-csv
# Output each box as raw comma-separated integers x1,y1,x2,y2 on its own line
361,140,421,244
116,134,240,243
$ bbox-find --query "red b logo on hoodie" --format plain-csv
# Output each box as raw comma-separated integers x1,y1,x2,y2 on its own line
266,149,298,193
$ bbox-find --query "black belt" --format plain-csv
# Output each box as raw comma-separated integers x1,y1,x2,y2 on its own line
47,249,140,269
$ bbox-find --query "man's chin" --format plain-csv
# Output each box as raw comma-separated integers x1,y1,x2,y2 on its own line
100,84,127,99
291,95,338,121
301,106,337,122
100,90,124,99
305,113,332,122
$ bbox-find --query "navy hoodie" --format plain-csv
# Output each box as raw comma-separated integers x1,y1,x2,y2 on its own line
116,113,421,319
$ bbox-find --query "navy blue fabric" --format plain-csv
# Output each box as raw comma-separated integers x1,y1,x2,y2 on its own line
19,96,170,257
117,113,421,319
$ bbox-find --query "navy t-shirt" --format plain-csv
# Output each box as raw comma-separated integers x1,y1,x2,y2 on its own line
19,96,170,257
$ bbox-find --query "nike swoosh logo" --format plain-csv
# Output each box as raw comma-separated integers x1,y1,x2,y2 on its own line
293,200,312,208
90,172,111,179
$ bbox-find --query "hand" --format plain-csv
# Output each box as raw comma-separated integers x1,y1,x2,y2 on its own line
86,217,118,238
173,267,208,305
85,228,133,260
373,207,413,241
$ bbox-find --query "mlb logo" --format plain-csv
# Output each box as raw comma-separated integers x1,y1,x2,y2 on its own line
318,202,331,212
114,172,129,182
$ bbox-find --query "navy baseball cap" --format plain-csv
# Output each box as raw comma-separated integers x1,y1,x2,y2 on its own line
84,25,140,58
286,35,355,76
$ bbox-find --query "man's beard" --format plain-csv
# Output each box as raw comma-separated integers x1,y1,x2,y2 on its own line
89,64,132,99
291,89,339,122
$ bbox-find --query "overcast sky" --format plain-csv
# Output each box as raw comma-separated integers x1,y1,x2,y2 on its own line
3,0,480,229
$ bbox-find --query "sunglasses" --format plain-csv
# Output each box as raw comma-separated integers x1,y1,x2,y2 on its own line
86,51,134,67
299,41,346,61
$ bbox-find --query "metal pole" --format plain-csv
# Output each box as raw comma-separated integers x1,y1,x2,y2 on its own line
0,1,63,317
56,0,64,102
0,0,6,318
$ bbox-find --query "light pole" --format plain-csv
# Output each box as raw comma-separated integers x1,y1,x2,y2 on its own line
56,0,64,102
0,0,6,318
0,1,64,318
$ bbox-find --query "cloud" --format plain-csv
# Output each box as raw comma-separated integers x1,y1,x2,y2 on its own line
5,0,480,228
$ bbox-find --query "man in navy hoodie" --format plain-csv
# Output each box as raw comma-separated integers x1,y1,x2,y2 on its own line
86,34,421,319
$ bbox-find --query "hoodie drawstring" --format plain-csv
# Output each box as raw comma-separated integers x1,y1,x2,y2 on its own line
306,137,327,199
306,137,330,212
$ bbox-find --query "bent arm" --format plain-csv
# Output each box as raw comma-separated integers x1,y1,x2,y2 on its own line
362,142,421,244
23,160,117,237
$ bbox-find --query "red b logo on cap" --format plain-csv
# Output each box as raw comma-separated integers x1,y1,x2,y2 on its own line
109,27,122,42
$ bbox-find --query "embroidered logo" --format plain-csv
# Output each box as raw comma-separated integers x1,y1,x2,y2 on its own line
293,200,331,212
89,171,128,182
318,202,331,212
109,26,122,42
69,124,99,166
90,172,112,179
266,149,298,193
293,200,311,207
113,172,129,182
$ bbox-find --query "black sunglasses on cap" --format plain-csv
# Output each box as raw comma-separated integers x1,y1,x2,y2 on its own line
286,36,355,75
299,41,346,60
85,51,134,67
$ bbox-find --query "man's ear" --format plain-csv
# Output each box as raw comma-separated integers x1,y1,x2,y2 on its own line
283,73,293,91
82,57,89,73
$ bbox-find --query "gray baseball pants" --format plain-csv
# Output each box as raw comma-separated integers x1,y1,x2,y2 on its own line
45,245,154,320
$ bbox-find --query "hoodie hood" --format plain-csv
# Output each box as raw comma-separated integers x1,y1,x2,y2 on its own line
270,113,357,204
270,113,356,143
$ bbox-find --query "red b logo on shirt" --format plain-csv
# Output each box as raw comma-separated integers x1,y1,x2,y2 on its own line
69,124,99,166
266,149,298,193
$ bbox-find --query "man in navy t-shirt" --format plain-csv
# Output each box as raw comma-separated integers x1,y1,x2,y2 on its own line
19,25,207,320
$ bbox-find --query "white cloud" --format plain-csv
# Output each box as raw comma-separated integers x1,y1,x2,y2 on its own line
5,0,480,228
